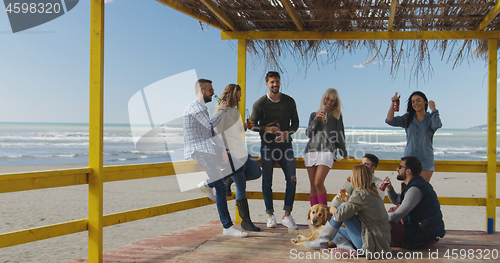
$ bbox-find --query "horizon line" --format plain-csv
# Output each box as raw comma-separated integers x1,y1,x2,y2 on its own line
0,121,486,130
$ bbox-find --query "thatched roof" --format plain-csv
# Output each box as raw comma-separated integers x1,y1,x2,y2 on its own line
156,0,500,79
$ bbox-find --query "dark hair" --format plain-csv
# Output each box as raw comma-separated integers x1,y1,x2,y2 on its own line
401,156,422,177
265,71,280,82
363,153,379,168
196,79,212,90
406,91,428,128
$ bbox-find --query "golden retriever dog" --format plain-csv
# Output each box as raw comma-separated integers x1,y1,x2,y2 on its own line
289,204,333,245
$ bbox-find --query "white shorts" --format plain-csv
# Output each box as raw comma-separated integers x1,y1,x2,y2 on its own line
305,151,335,169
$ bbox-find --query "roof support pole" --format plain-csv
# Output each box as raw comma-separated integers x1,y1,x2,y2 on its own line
486,38,497,234
89,0,105,261
235,38,246,224
237,38,247,124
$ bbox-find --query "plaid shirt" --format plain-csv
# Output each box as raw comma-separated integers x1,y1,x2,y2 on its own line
183,99,225,159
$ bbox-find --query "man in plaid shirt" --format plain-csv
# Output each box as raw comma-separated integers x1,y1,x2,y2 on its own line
183,79,248,237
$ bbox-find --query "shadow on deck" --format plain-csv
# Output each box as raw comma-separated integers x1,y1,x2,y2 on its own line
68,221,499,262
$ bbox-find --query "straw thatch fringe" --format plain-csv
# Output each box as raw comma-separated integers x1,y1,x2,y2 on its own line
177,0,500,79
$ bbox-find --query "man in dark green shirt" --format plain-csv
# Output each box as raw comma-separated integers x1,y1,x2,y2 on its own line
250,71,299,230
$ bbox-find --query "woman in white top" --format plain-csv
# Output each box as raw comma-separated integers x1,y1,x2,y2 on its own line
214,84,262,231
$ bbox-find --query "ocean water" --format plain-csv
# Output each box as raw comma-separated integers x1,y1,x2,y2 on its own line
0,122,498,167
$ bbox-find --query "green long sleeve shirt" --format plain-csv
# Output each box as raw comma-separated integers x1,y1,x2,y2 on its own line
250,94,299,146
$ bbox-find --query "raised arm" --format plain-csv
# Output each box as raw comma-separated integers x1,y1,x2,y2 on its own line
210,100,228,128
385,178,401,205
190,107,218,130
305,112,320,138
428,100,442,131
212,107,225,134
334,191,363,222
330,180,354,208
386,92,400,122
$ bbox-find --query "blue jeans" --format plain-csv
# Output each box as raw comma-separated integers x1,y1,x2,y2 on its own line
330,211,363,249
260,144,296,214
233,154,262,200
192,151,245,229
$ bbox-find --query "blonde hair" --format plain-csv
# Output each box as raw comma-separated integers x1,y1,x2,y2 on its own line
351,164,379,196
319,88,342,119
220,84,241,108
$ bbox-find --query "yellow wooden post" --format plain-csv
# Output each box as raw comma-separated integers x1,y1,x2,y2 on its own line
486,38,497,234
238,39,247,122
235,38,246,223
89,0,105,261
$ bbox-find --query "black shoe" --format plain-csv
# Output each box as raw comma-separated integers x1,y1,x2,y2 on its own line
236,199,260,231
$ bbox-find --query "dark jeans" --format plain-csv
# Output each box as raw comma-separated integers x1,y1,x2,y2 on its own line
388,206,438,249
233,154,262,200
192,151,245,228
260,144,296,214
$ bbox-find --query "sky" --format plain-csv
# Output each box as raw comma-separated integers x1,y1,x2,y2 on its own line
0,0,498,129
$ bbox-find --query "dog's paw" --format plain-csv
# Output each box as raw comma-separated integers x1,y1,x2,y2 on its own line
291,239,298,244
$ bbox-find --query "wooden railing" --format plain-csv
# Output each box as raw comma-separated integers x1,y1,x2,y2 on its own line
0,158,498,249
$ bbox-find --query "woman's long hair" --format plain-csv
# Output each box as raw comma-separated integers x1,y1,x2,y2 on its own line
220,84,241,108
351,164,379,196
319,88,342,119
405,91,428,128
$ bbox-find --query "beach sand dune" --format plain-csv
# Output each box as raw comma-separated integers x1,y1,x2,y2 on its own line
0,165,498,262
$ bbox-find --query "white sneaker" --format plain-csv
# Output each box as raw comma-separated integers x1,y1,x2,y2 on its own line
267,215,276,228
223,225,249,237
282,215,299,230
197,180,216,201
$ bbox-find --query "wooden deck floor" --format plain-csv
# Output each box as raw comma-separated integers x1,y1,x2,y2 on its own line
68,221,499,262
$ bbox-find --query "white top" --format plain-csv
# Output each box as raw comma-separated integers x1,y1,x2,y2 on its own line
213,107,249,159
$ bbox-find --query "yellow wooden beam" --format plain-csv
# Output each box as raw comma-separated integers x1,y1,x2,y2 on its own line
1,191,499,249
102,160,202,182
486,38,497,233
0,168,89,193
478,1,500,31
0,219,88,248
437,197,486,207
222,30,500,40
245,191,500,207
89,0,105,262
199,0,235,31
237,39,247,124
387,0,398,31
279,0,304,31
260,158,498,173
0,159,497,194
103,196,226,227
156,0,226,31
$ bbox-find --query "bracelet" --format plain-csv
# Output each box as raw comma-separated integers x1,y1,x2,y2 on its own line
218,109,225,112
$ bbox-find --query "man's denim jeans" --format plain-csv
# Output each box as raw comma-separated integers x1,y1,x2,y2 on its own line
260,144,296,214
192,151,245,228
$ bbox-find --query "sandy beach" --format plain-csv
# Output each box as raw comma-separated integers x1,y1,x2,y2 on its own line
0,164,498,262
